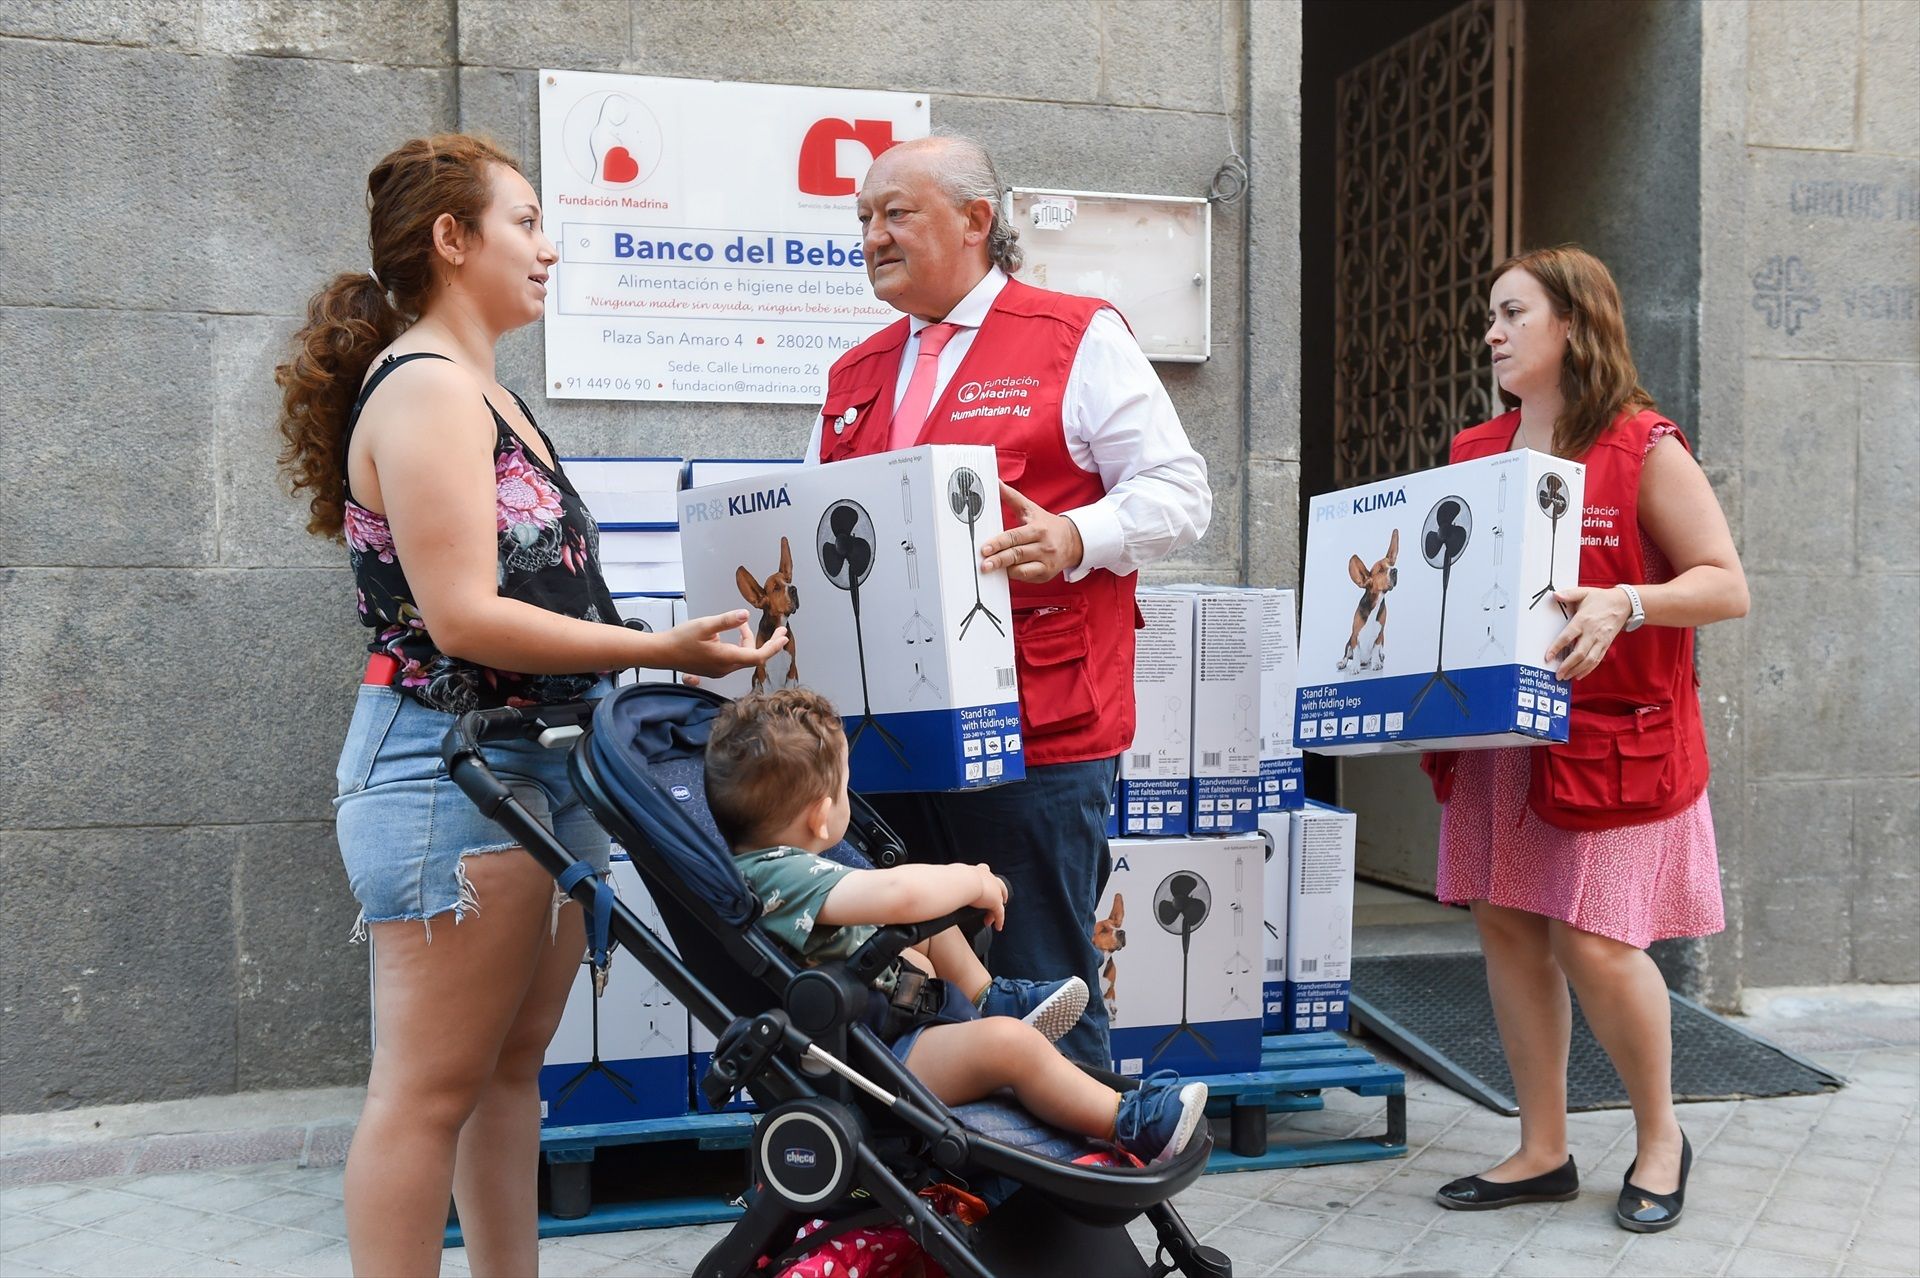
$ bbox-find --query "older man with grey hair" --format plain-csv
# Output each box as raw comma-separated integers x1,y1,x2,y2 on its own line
805,134,1211,1067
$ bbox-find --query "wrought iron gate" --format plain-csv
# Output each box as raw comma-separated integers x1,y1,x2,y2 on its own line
1333,0,1517,487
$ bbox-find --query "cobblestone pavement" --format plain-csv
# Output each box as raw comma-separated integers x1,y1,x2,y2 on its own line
3,986,1915,1277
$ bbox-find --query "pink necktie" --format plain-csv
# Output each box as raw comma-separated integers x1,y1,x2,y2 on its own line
888,322,961,451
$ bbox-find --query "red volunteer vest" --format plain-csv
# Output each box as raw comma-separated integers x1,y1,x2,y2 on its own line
1421,408,1711,830
818,278,1137,766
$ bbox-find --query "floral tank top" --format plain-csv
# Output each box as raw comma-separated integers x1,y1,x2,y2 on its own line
342,352,620,714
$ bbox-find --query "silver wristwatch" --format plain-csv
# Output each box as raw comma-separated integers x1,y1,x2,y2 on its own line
1619,583,1646,632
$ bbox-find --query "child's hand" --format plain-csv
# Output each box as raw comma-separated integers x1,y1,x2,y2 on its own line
973,864,1008,931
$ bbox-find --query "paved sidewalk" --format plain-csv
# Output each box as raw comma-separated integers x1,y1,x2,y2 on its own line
3,985,1916,1277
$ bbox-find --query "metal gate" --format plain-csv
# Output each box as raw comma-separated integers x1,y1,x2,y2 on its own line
1333,0,1517,488
1332,0,1519,895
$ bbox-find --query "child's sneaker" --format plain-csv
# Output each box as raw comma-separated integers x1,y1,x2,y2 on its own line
1114,1070,1208,1165
980,975,1089,1044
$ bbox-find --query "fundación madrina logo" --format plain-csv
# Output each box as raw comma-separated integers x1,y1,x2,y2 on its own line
561,90,664,190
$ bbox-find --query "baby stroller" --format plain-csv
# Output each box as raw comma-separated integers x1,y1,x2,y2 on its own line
445,681,1234,1278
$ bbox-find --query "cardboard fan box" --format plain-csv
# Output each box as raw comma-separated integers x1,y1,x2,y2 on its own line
1096,835,1266,1078
679,444,1023,793
1296,449,1586,754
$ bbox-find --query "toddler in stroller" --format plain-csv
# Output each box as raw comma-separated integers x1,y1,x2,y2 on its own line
444,681,1234,1277
706,687,1210,1167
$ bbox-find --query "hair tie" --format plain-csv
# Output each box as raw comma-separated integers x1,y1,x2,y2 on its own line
367,267,383,289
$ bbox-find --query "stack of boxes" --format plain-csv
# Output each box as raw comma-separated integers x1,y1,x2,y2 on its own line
1098,585,1312,1078
564,456,684,599
564,455,684,687
1257,801,1356,1034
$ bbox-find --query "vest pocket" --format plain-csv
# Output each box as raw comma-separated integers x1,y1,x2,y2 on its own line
1533,701,1680,818
1013,598,1100,736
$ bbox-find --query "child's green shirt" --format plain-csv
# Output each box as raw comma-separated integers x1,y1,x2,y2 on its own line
735,845,896,988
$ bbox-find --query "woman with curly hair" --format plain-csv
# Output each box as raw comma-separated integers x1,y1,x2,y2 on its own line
277,134,784,1275
1423,246,1748,1234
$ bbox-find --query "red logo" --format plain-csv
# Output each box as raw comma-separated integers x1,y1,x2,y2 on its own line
601,146,640,184
798,118,897,196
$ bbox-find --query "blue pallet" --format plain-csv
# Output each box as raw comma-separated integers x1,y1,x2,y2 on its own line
1195,1031,1408,1175
463,1032,1405,1243
445,1111,754,1247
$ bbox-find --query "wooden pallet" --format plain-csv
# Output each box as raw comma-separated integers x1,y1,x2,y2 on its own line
458,1031,1405,1243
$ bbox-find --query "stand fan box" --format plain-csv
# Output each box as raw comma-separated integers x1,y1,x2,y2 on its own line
1295,448,1586,755
1119,592,1195,837
1156,586,1264,833
679,444,1023,793
1098,834,1266,1078
1242,586,1305,813
1273,801,1355,1034
542,850,692,1124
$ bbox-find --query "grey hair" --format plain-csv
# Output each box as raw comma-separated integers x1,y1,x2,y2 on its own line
928,134,1023,274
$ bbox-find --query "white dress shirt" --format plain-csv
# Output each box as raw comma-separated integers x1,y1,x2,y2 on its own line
806,267,1212,582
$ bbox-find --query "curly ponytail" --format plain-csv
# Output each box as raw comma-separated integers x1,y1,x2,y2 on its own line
275,133,520,539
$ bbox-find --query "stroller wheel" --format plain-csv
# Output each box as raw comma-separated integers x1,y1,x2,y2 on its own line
755,1097,868,1211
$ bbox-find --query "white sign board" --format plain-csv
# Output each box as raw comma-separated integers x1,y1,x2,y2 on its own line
1006,188,1211,363
539,70,929,404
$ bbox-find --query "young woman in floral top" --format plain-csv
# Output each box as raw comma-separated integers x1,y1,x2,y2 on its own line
276,134,785,1276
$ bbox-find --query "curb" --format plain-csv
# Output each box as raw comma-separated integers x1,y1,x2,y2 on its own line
0,1119,357,1189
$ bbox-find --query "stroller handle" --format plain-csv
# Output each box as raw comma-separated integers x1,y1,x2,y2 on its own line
442,701,600,814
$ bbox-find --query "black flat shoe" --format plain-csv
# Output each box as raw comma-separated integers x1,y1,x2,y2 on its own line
1436,1156,1579,1210
1617,1130,1692,1233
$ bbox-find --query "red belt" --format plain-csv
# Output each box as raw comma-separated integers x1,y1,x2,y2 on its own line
363,653,402,686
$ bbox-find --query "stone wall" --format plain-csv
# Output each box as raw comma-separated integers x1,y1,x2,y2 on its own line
1710,0,1919,989
0,1,1299,1110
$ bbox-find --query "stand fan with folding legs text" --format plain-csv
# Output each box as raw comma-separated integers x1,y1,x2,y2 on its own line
1408,495,1472,717
818,499,908,767
1148,870,1219,1065
1528,471,1573,619
948,467,1004,640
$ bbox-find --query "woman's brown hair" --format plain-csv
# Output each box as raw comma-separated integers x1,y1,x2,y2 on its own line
1492,245,1657,459
275,133,520,538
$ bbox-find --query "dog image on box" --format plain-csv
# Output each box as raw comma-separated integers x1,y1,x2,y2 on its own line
735,536,799,693
1092,895,1127,1020
1337,529,1400,674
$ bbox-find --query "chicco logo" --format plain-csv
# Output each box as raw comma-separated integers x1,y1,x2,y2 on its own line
783,1148,817,1168
669,785,693,802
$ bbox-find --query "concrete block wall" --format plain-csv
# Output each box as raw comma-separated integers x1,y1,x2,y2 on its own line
1705,0,1919,989
0,1,1298,1110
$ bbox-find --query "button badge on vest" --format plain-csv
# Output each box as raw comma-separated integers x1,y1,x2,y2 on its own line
834,405,858,435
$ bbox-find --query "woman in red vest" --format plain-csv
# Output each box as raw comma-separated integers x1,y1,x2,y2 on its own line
1422,246,1748,1233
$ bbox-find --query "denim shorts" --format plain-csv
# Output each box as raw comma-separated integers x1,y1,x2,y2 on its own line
334,683,613,933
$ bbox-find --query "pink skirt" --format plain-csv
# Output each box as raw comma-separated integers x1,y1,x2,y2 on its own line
1436,746,1724,949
